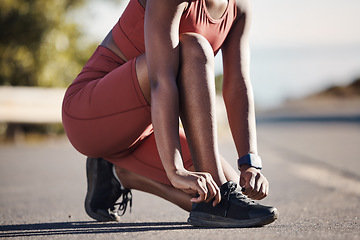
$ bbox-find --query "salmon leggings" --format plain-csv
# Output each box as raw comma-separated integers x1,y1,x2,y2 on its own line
62,46,193,185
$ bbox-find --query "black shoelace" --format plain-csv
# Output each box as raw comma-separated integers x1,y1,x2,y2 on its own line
222,183,255,217
114,189,133,216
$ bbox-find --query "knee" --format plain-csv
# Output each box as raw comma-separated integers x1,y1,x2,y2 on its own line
179,33,214,66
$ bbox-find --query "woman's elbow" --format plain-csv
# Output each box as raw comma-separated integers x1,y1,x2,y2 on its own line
150,76,179,97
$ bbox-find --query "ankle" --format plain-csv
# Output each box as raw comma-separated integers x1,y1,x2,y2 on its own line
114,166,133,189
213,172,228,187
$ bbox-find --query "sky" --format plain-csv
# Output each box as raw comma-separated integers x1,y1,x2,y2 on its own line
78,0,360,47
73,0,360,108
250,0,360,47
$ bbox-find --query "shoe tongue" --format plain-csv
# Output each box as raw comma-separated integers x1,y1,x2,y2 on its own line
220,181,237,195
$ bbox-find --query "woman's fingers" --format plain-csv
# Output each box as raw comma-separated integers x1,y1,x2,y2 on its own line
240,167,269,200
169,169,222,205
210,178,221,206
187,172,221,205
203,174,215,202
189,176,207,202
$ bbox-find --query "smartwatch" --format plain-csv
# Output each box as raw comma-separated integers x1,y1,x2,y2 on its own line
237,153,262,170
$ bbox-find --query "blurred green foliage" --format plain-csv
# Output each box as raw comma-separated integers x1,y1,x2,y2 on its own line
0,0,97,87
215,74,223,94
0,0,122,141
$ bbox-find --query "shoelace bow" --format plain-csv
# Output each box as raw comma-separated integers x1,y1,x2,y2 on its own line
114,189,133,216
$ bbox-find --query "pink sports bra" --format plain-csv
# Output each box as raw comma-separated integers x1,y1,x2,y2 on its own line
112,0,238,60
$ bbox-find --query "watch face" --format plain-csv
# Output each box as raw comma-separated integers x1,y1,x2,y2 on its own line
238,154,262,169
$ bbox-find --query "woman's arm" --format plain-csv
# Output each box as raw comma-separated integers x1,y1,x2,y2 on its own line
145,0,186,180
144,0,220,205
221,0,268,200
222,0,256,158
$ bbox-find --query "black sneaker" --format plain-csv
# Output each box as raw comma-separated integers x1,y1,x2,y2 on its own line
188,181,278,228
85,157,132,222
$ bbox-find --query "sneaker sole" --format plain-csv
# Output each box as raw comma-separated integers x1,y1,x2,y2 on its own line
188,208,279,228
84,158,117,222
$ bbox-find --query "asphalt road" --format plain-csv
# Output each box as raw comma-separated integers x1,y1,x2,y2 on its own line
0,121,359,239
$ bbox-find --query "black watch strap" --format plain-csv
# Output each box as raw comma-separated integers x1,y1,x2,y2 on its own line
237,153,262,170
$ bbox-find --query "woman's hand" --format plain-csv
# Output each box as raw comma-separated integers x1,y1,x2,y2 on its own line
239,165,269,200
168,169,221,207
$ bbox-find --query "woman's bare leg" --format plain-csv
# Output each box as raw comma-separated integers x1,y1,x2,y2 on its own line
115,166,193,211
220,156,240,183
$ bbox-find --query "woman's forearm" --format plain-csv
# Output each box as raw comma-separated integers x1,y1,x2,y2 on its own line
223,81,258,158
150,80,186,178
144,0,189,178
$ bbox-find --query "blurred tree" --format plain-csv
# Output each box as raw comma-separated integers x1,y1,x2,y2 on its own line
0,0,122,141
0,0,100,87
215,74,223,94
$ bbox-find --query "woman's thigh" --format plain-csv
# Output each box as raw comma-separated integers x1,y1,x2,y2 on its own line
62,46,151,157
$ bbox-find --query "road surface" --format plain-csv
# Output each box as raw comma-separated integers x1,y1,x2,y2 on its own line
0,120,359,239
